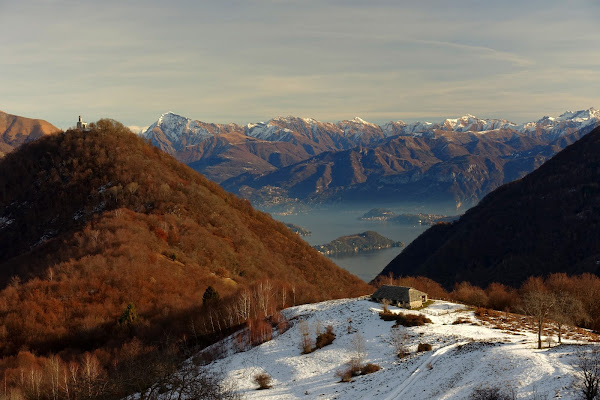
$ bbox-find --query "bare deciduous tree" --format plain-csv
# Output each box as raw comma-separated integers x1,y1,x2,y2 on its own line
552,291,587,344
520,288,555,349
573,346,600,400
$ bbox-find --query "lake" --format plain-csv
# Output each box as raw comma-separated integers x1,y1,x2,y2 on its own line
269,203,459,283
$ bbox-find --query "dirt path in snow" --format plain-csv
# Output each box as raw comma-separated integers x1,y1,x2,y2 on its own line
383,341,469,400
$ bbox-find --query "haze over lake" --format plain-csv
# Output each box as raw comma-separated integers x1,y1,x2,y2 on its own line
270,203,459,282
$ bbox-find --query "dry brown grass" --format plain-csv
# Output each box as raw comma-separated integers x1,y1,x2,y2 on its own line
473,307,600,342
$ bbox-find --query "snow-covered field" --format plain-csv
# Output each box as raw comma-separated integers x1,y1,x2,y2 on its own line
207,298,592,399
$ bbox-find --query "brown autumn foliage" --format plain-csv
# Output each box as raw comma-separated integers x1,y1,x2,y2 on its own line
0,119,370,398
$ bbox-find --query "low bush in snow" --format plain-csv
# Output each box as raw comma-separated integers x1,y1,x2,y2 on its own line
335,365,357,382
453,317,470,324
315,325,336,349
301,323,336,353
395,313,432,327
417,343,432,352
360,363,381,375
254,372,272,390
335,361,381,382
379,310,401,321
469,385,515,400
379,310,431,326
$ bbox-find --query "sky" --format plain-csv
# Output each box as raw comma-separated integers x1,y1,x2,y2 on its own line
1,0,599,130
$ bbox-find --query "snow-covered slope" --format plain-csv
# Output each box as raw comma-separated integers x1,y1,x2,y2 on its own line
245,121,296,141
204,298,595,399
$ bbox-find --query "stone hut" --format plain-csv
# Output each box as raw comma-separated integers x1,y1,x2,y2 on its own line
371,285,428,309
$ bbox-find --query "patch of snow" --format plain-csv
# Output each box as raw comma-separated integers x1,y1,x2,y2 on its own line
0,217,14,230
245,122,295,142
94,202,106,213
73,210,84,221
32,230,57,249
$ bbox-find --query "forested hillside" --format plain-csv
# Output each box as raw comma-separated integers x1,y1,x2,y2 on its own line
0,119,369,398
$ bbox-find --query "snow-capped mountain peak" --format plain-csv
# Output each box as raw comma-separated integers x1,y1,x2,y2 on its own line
157,111,177,124
350,117,376,126
143,111,215,144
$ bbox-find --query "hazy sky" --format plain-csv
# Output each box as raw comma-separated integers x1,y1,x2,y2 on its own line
1,0,599,130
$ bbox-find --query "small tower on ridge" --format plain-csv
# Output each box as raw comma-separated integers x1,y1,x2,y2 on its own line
77,116,88,130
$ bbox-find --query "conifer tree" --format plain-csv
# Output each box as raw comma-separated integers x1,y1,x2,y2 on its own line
203,286,220,305
119,303,138,326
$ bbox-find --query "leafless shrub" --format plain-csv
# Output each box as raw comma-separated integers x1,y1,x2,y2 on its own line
390,327,410,358
299,320,314,354
469,385,515,400
315,325,336,349
417,343,432,352
453,317,470,324
351,333,367,366
253,372,272,390
360,363,381,375
381,298,391,313
572,346,600,400
335,365,356,382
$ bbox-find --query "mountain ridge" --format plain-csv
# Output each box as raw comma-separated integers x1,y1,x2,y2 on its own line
142,109,600,208
143,108,600,145
0,110,59,156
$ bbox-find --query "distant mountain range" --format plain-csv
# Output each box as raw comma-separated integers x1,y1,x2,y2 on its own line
377,125,600,289
0,110,59,156
142,109,600,209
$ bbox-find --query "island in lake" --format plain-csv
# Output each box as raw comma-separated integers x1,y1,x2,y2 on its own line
359,208,459,225
358,208,398,221
285,223,312,236
313,231,404,255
